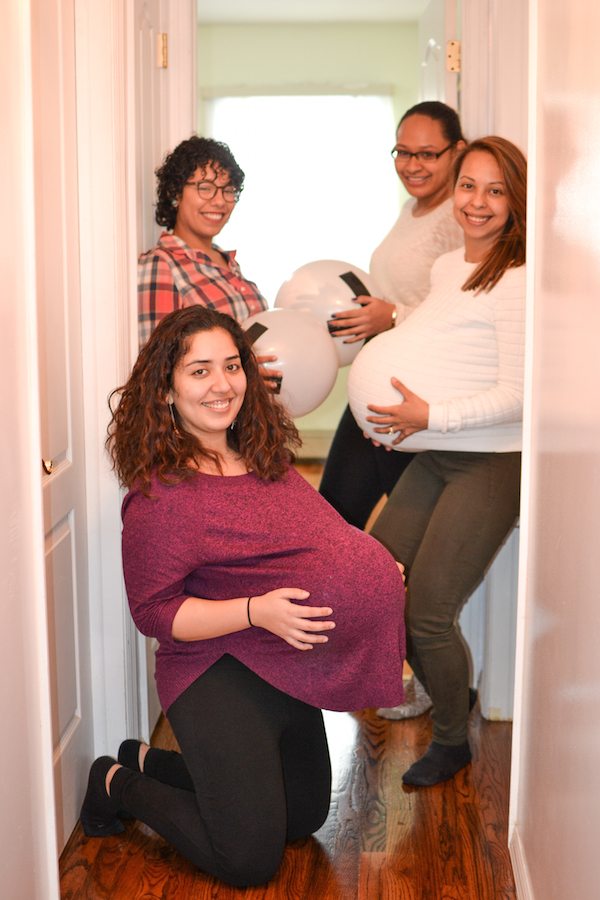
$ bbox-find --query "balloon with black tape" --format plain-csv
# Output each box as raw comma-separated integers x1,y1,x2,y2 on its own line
274,259,379,366
243,308,338,418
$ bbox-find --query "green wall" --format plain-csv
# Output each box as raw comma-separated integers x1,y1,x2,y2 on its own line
197,22,419,130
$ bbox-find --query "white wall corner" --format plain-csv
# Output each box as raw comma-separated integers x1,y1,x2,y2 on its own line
459,0,492,139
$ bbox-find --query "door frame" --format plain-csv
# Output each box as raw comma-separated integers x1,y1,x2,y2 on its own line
76,0,198,752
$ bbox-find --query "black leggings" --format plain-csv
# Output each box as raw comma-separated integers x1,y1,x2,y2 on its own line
319,405,414,529
110,655,332,887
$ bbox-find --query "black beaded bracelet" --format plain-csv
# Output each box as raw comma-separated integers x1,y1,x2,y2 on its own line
247,596,254,627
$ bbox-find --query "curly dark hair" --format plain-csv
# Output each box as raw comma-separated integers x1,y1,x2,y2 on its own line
107,307,300,494
154,135,245,230
453,136,527,293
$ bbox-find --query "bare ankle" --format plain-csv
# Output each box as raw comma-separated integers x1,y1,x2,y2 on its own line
105,763,121,796
138,743,150,773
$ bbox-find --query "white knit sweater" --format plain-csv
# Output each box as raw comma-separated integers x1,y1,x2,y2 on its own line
348,248,526,453
369,197,463,322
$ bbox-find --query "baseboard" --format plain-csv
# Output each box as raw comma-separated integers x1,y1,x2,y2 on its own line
297,429,334,460
509,825,535,899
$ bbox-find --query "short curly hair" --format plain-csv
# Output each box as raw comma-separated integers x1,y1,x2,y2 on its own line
154,135,245,229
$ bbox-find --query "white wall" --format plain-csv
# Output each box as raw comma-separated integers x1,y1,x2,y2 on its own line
509,3,600,898
460,0,528,149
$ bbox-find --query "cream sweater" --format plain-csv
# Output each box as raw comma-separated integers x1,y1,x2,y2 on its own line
369,197,463,322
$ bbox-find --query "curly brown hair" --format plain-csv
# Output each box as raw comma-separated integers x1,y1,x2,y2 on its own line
155,135,244,230
453,136,527,293
107,307,300,493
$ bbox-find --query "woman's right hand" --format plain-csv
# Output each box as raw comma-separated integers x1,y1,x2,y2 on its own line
249,588,335,650
256,353,283,393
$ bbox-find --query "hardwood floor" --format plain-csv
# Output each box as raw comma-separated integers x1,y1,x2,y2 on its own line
60,708,515,898
60,462,516,898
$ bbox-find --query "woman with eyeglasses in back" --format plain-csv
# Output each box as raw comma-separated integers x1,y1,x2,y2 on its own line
138,135,281,388
320,102,466,719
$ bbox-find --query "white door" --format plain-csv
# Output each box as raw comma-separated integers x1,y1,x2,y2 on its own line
33,0,95,851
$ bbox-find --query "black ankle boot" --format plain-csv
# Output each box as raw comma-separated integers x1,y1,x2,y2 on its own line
402,741,472,787
118,739,144,772
80,756,124,837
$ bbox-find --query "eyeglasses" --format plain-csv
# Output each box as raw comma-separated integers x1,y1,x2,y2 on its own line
391,144,454,163
184,181,242,203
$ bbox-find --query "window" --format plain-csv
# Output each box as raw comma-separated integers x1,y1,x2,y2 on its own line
205,94,400,304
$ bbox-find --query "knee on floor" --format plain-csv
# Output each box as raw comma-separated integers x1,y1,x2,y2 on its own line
214,843,283,888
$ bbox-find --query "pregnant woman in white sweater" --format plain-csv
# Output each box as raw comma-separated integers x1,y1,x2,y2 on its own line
357,136,527,786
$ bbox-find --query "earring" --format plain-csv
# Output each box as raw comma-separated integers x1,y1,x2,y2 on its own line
168,402,179,433
171,199,178,208
230,419,236,431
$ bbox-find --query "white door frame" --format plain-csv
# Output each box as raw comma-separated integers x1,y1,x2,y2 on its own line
76,0,197,753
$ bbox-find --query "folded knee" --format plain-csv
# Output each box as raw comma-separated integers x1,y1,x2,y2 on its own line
214,843,283,888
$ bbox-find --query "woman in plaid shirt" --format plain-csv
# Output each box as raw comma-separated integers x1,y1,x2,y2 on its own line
138,135,280,387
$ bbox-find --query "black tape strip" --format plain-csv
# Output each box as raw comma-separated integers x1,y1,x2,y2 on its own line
339,270,371,297
245,322,268,344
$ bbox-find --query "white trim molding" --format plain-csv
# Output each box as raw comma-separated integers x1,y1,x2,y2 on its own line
75,0,141,751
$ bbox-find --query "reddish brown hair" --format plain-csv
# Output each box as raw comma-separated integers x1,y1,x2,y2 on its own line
107,307,300,493
453,136,527,293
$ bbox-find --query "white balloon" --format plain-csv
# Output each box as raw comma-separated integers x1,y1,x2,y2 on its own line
348,330,403,449
349,327,470,452
275,259,379,367
242,308,338,418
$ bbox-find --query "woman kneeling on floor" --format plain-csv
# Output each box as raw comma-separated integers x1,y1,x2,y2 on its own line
80,305,406,888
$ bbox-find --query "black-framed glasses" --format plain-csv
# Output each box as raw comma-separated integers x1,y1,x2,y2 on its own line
391,144,454,163
184,181,242,203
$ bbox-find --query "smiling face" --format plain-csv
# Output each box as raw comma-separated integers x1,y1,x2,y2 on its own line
453,150,511,262
170,327,247,451
173,163,236,251
393,114,462,213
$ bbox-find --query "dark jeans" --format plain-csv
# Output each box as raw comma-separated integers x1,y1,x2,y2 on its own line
319,404,414,529
110,655,331,887
370,450,521,745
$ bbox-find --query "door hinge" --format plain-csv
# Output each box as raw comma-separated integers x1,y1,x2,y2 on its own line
157,33,168,69
446,40,461,73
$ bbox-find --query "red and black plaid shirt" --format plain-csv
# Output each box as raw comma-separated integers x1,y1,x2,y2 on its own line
137,232,268,346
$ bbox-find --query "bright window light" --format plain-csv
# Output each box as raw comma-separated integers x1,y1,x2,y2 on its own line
205,94,400,304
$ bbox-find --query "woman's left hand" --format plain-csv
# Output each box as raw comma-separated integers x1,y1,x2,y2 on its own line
256,353,283,393
366,377,429,446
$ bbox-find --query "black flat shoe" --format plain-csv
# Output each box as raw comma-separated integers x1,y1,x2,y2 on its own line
402,741,472,787
118,739,144,772
80,756,124,837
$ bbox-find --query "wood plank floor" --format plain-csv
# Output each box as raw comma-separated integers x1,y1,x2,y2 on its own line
60,462,516,898
59,708,515,899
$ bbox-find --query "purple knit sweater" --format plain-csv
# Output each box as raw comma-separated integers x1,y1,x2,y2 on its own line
121,467,405,713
